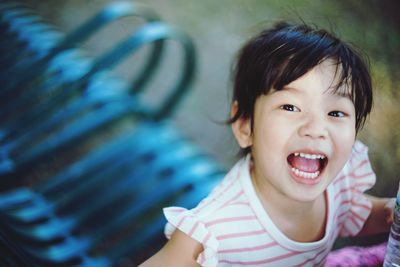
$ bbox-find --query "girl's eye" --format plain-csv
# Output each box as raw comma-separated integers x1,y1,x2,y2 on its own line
280,104,300,112
328,111,345,117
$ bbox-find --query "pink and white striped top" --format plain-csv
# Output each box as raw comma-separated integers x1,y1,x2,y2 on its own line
164,140,376,266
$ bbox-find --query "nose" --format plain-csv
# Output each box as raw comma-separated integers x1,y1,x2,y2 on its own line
298,112,328,139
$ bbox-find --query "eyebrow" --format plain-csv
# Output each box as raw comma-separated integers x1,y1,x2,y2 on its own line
327,86,353,100
279,86,302,94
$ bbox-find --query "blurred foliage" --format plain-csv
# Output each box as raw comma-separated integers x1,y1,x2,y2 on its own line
333,0,400,198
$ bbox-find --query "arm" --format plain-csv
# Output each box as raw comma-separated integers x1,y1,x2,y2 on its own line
139,229,203,267
356,194,394,237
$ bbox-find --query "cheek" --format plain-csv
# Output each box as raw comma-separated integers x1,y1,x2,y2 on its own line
253,117,292,158
332,125,356,164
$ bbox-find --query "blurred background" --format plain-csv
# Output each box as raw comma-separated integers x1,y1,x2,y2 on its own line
6,0,400,264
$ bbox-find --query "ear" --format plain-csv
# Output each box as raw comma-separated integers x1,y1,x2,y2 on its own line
231,101,253,149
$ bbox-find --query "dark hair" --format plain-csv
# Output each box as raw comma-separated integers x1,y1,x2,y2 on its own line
230,21,372,154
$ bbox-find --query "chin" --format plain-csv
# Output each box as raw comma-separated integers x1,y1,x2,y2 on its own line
292,192,324,203
287,180,328,203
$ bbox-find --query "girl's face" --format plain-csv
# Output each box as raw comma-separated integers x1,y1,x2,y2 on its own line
233,60,356,203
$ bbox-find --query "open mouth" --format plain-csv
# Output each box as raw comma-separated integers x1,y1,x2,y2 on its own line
287,152,328,180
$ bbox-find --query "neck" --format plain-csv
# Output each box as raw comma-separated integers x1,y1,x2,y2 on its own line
253,174,320,216
251,169,327,242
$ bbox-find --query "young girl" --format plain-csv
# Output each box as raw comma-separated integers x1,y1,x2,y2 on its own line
140,22,394,267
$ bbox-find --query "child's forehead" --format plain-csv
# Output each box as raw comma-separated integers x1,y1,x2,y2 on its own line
280,60,352,98
301,60,341,82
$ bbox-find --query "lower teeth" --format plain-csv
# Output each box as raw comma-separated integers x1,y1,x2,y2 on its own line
291,167,319,179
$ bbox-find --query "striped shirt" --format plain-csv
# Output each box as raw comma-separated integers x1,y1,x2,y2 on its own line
164,140,376,266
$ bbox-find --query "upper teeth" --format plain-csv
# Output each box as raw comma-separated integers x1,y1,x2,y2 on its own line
294,152,325,160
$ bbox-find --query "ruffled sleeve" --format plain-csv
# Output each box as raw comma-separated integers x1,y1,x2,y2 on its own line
163,207,219,266
339,140,376,237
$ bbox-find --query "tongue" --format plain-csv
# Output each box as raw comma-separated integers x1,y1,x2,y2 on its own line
288,155,320,173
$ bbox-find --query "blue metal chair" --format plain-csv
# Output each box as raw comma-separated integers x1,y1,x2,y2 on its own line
0,3,223,267
0,123,224,266
0,22,195,182
0,123,182,221
0,1,162,127
0,6,61,83
0,1,160,99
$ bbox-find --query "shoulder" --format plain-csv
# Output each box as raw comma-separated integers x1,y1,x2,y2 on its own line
162,157,253,265
192,156,249,217
332,139,374,184
350,140,370,163
139,229,202,267
164,167,249,237
353,139,369,153
330,139,376,204
329,140,376,236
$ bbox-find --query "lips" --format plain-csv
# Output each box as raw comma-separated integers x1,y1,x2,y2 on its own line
287,152,328,181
